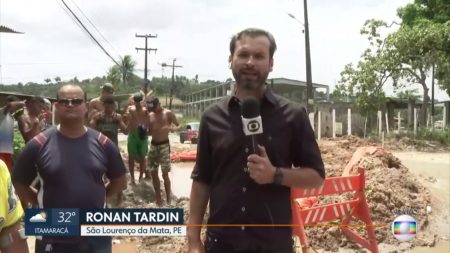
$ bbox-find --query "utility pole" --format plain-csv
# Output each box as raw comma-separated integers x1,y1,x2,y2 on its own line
431,64,435,117
431,64,435,128
303,0,314,113
161,59,183,109
135,34,157,95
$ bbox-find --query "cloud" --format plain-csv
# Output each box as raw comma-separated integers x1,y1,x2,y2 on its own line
29,213,47,223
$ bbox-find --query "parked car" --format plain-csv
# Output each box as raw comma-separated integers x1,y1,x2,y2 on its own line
180,122,200,144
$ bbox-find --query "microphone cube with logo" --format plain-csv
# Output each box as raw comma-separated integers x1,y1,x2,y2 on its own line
241,96,263,136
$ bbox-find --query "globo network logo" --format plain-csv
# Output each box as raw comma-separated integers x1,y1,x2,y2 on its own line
391,215,417,242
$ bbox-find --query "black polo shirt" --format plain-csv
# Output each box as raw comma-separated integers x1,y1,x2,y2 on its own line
191,88,325,251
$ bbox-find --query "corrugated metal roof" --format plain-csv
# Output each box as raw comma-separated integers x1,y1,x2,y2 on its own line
0,91,55,101
0,25,23,34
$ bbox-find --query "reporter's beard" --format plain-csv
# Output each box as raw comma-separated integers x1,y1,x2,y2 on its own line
239,77,267,92
233,78,259,91
233,70,268,91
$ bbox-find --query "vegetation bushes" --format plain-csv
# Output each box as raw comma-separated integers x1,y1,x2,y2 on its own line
13,130,25,162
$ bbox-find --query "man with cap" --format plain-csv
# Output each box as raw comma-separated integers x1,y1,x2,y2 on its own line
126,93,150,185
145,96,180,206
88,83,114,121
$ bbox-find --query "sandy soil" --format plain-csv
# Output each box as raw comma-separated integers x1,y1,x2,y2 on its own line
26,135,450,253
124,136,449,253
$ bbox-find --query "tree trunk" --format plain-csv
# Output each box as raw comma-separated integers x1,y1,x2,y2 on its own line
420,81,429,127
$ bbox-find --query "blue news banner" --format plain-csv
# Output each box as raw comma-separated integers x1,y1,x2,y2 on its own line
25,208,185,237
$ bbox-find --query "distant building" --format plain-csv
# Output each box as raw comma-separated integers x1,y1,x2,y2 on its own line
267,77,329,103
184,77,329,117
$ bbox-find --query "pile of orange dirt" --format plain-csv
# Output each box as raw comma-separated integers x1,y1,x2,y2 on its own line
302,138,433,252
124,136,434,252
171,150,197,162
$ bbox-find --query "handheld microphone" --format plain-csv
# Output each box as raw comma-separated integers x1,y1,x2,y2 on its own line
241,96,263,154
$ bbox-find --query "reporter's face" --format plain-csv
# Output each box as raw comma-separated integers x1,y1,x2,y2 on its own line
229,35,273,91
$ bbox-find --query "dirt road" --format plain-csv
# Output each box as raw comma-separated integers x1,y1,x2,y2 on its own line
393,151,450,253
26,136,449,252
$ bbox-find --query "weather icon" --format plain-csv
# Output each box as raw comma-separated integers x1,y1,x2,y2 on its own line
29,212,47,223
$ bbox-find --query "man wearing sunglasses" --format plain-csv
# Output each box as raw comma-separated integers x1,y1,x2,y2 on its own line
13,84,127,253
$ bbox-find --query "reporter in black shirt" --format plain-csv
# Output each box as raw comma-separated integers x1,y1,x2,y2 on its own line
187,28,325,253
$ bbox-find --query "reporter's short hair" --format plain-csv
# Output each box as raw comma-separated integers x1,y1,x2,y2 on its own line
229,28,277,58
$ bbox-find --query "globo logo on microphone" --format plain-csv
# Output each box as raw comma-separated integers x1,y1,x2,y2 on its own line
242,116,263,136
247,120,261,133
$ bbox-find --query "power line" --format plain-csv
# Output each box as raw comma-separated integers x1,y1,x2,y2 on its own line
57,0,102,54
59,0,119,66
55,0,85,34
69,0,119,57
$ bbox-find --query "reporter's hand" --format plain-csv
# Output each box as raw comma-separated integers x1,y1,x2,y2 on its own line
247,145,276,184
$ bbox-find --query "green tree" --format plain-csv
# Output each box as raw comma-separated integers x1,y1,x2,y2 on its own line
337,19,395,116
383,20,449,124
106,65,122,90
398,0,450,26
118,55,136,87
395,88,421,101
396,0,450,96
330,83,351,103
44,78,52,85
150,77,169,95
339,8,449,126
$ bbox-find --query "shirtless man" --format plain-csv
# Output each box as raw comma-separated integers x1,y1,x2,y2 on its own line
145,96,180,206
88,83,114,120
126,93,150,185
17,97,44,143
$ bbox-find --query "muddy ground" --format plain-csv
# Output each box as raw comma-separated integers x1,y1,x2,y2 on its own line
107,134,449,253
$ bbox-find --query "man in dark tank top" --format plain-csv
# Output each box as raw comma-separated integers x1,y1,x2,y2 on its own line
90,95,127,145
